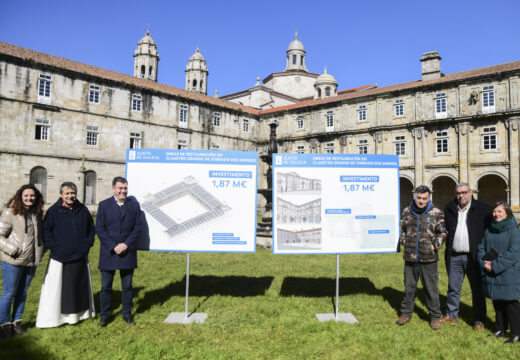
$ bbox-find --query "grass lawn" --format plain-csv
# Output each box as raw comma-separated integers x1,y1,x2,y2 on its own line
1,240,518,359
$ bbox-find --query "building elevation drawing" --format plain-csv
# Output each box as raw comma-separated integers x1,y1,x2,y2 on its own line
276,198,321,224
141,176,230,237
277,172,321,193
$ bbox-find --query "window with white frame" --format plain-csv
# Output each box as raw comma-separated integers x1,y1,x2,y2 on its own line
86,125,99,146
38,74,52,97
358,139,368,154
35,119,50,141
296,145,305,154
326,110,334,130
132,94,142,111
297,115,304,129
482,85,495,112
129,132,142,149
435,93,447,118
394,135,406,156
243,119,249,132
178,139,188,149
89,85,100,103
436,130,449,153
394,99,404,116
358,105,367,121
179,104,188,127
482,126,497,150
325,142,334,154
213,112,221,127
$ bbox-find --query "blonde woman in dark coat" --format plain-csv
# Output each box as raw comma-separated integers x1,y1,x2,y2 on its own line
0,185,45,338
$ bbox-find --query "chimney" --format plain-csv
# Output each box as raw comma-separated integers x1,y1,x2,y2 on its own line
420,51,442,80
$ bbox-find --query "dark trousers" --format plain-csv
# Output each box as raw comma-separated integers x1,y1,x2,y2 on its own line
400,261,441,319
493,300,520,336
100,269,134,319
445,253,486,323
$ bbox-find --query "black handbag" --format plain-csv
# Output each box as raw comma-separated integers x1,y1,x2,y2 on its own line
482,248,499,261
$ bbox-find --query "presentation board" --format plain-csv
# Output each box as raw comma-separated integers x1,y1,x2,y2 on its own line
126,149,258,253
273,153,400,254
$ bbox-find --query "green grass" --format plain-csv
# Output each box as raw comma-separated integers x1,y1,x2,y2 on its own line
1,242,518,359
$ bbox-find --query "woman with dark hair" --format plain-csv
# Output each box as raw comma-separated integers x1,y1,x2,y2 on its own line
478,201,520,344
0,185,45,338
36,182,96,328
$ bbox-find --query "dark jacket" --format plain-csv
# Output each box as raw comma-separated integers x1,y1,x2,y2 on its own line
96,196,142,271
477,216,520,301
400,200,446,263
444,198,490,261
43,198,95,263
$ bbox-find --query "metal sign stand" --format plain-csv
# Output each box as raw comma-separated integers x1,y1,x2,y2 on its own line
316,254,358,323
164,252,208,324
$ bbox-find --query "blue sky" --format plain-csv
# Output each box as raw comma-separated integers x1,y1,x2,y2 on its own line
1,0,519,96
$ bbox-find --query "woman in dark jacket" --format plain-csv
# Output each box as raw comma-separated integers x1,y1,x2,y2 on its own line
478,201,520,344
35,182,96,328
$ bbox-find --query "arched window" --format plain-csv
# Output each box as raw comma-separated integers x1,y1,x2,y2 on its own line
192,79,197,90
200,80,203,90
84,171,97,205
300,56,303,65
317,88,322,98
325,87,331,97
149,66,153,76
30,166,47,202
140,65,146,78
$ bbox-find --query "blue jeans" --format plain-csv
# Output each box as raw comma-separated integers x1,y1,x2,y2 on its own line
0,262,36,323
100,269,134,319
445,253,486,322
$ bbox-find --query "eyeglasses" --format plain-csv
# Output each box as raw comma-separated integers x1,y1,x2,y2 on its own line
455,191,469,196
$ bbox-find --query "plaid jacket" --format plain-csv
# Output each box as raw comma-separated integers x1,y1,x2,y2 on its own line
400,201,446,263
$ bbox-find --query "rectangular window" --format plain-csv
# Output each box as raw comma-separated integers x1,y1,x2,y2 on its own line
211,144,220,150
243,119,249,132
326,110,334,130
394,99,404,116
297,145,305,154
132,94,142,111
358,139,368,154
482,85,495,113
394,135,406,156
436,130,449,153
325,142,334,154
179,104,188,127
292,54,297,65
213,112,221,127
129,132,142,149
89,85,100,103
38,74,52,97
482,126,497,150
86,125,99,146
34,119,50,141
435,93,447,118
178,139,188,149
358,105,367,121
297,115,304,129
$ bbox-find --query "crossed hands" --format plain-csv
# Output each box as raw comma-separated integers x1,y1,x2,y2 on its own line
114,243,128,255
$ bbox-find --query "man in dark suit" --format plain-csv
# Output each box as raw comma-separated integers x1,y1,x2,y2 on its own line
441,182,489,330
96,177,141,327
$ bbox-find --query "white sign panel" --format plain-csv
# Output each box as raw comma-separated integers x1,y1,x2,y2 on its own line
273,154,399,254
126,149,257,253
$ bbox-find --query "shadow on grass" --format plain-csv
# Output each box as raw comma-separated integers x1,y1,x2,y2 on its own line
136,275,274,313
0,336,56,360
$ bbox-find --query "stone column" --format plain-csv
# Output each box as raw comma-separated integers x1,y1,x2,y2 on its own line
372,132,384,154
339,135,348,154
455,122,470,183
507,117,520,215
411,127,425,186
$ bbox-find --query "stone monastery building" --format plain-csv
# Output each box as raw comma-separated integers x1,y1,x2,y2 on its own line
1,29,520,215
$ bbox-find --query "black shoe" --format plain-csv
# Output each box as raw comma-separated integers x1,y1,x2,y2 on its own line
100,318,109,327
488,331,505,338
504,335,519,344
123,316,136,325
0,323,13,339
12,321,27,336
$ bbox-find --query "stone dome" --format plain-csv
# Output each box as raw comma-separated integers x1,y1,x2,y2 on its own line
287,32,305,52
137,28,156,46
315,67,337,86
186,46,208,71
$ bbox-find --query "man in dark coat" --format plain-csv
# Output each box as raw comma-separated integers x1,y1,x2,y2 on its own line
441,182,489,330
96,177,141,327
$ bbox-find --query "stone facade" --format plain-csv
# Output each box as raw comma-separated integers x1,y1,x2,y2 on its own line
1,33,520,216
